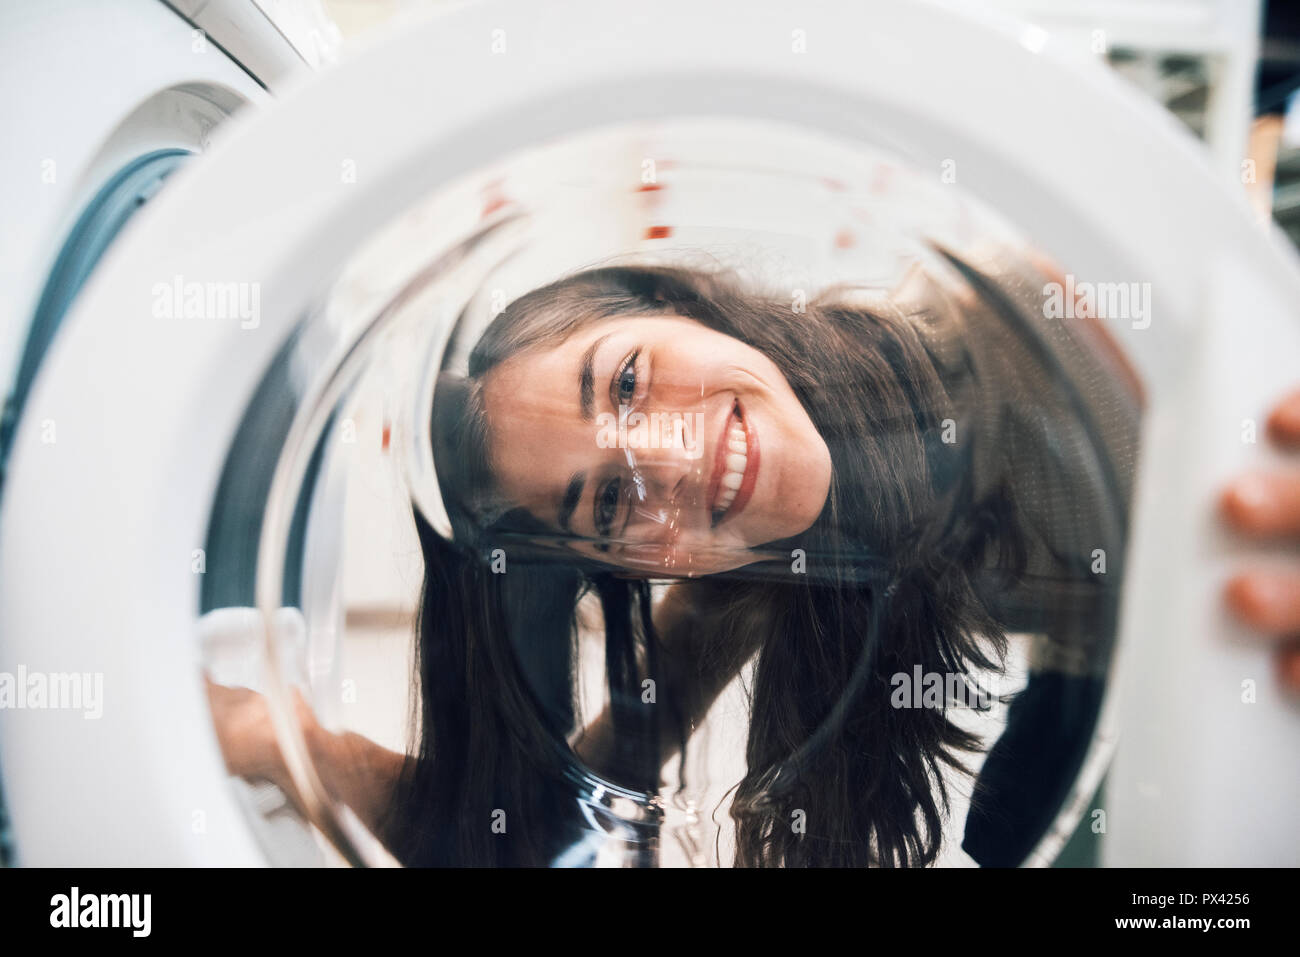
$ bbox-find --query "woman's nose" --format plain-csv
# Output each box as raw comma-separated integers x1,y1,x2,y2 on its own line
620,431,707,509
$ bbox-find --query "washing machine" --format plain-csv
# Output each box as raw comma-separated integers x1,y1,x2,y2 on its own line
0,0,336,865
0,0,1296,867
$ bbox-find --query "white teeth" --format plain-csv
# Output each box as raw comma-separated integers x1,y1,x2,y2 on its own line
715,420,748,516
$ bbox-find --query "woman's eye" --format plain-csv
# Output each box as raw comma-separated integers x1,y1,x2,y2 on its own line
614,349,641,405
595,477,621,535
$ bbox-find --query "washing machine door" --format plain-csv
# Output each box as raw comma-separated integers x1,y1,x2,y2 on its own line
0,0,321,866
0,0,1296,866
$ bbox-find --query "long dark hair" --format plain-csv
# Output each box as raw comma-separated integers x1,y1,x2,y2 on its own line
388,259,1036,867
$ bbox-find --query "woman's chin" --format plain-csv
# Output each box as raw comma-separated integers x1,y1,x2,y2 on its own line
741,510,820,550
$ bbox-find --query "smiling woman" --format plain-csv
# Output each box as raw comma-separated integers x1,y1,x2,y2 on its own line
378,242,1141,866
469,273,834,575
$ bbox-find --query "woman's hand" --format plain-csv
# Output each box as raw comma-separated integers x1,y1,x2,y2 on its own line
203,676,409,846
203,677,319,812
1220,388,1300,691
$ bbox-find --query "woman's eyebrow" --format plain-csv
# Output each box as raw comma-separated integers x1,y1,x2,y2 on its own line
558,471,585,532
578,334,611,420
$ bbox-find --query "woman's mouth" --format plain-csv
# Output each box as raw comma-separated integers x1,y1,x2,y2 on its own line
708,399,760,527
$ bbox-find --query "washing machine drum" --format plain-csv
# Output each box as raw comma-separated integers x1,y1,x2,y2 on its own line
3,0,1297,868
413,189,1142,867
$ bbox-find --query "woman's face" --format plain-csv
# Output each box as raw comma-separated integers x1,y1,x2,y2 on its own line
479,314,833,575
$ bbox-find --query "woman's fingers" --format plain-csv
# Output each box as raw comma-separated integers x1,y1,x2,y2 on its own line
1278,641,1300,692
1225,572,1300,691
1266,388,1300,449
1219,391,1300,692
1225,570,1300,634
1221,390,1300,537
1219,472,1300,537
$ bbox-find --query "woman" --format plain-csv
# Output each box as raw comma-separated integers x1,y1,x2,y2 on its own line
207,246,1300,867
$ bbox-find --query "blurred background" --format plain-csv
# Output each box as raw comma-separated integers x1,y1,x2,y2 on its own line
324,0,1300,234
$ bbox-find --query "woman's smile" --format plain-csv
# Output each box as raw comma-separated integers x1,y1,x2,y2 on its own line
708,398,759,527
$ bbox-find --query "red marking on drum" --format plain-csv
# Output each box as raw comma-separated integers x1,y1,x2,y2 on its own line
481,195,510,218
870,164,893,194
